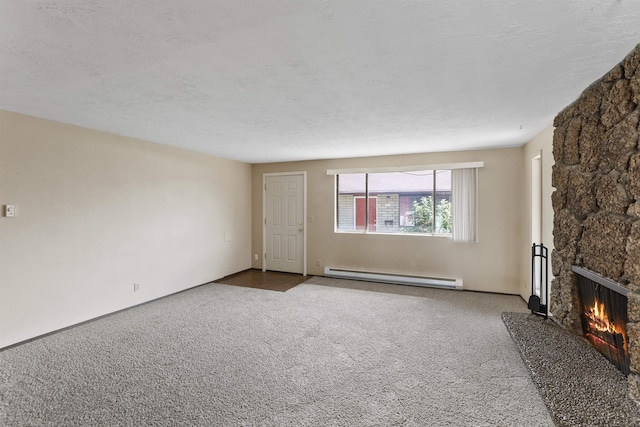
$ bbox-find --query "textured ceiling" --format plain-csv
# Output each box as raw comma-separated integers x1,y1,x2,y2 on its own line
1,1,639,163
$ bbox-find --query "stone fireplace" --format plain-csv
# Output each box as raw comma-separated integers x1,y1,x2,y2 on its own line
551,43,640,400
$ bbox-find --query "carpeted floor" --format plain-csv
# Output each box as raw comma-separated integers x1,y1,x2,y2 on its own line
1,277,553,426
502,312,640,427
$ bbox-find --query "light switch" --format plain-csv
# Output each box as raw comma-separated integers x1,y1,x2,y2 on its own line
5,205,15,217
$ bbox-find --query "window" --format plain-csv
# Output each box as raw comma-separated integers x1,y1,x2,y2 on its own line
336,170,452,235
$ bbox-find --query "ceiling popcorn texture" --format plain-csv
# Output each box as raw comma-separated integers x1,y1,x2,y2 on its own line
1,1,639,163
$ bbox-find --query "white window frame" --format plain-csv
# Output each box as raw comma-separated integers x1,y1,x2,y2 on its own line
330,162,483,237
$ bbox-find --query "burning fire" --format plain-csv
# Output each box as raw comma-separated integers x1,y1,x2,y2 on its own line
586,300,620,335
580,291,629,374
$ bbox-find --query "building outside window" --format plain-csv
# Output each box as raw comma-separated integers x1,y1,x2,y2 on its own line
336,170,452,235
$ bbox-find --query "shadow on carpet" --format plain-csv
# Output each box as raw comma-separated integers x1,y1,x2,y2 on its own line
502,312,639,427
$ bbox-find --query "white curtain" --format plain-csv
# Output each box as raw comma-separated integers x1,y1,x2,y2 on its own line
452,168,478,243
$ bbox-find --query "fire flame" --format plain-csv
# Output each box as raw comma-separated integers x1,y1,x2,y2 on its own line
586,300,620,335
583,297,629,372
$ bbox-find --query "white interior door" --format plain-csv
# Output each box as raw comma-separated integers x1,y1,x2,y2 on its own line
264,173,305,274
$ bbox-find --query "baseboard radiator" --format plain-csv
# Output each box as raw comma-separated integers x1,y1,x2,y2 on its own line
323,267,463,290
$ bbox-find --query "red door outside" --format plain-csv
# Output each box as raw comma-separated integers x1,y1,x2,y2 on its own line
355,197,376,231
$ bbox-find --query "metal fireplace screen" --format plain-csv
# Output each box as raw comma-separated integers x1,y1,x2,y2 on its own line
573,266,630,375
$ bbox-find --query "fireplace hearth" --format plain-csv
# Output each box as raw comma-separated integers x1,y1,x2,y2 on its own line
573,266,630,375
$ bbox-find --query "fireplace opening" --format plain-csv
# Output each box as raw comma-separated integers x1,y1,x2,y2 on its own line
572,266,630,375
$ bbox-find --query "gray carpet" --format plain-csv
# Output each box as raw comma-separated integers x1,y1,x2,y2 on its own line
502,312,640,427
1,277,553,426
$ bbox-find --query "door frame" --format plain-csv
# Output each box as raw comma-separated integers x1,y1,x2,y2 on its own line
262,171,307,276
531,152,544,303
531,153,542,246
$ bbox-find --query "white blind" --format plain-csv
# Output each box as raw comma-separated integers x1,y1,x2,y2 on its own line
452,168,478,243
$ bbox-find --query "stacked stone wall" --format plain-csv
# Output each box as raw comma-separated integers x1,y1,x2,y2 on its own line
338,194,355,229
552,43,640,400
376,194,400,231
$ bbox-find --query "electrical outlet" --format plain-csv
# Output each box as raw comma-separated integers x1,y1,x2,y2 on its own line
316,259,321,267
254,254,259,261
133,283,140,292
5,205,15,217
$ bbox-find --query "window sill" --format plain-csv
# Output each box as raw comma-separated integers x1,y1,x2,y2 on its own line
334,230,452,238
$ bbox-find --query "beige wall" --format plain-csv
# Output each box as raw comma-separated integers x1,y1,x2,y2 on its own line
0,107,555,347
252,147,525,294
0,110,252,348
519,125,555,300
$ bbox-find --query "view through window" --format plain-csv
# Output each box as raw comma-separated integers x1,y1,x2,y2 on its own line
336,170,452,234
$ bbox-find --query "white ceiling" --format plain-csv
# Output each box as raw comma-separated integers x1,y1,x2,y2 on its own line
1,1,639,164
